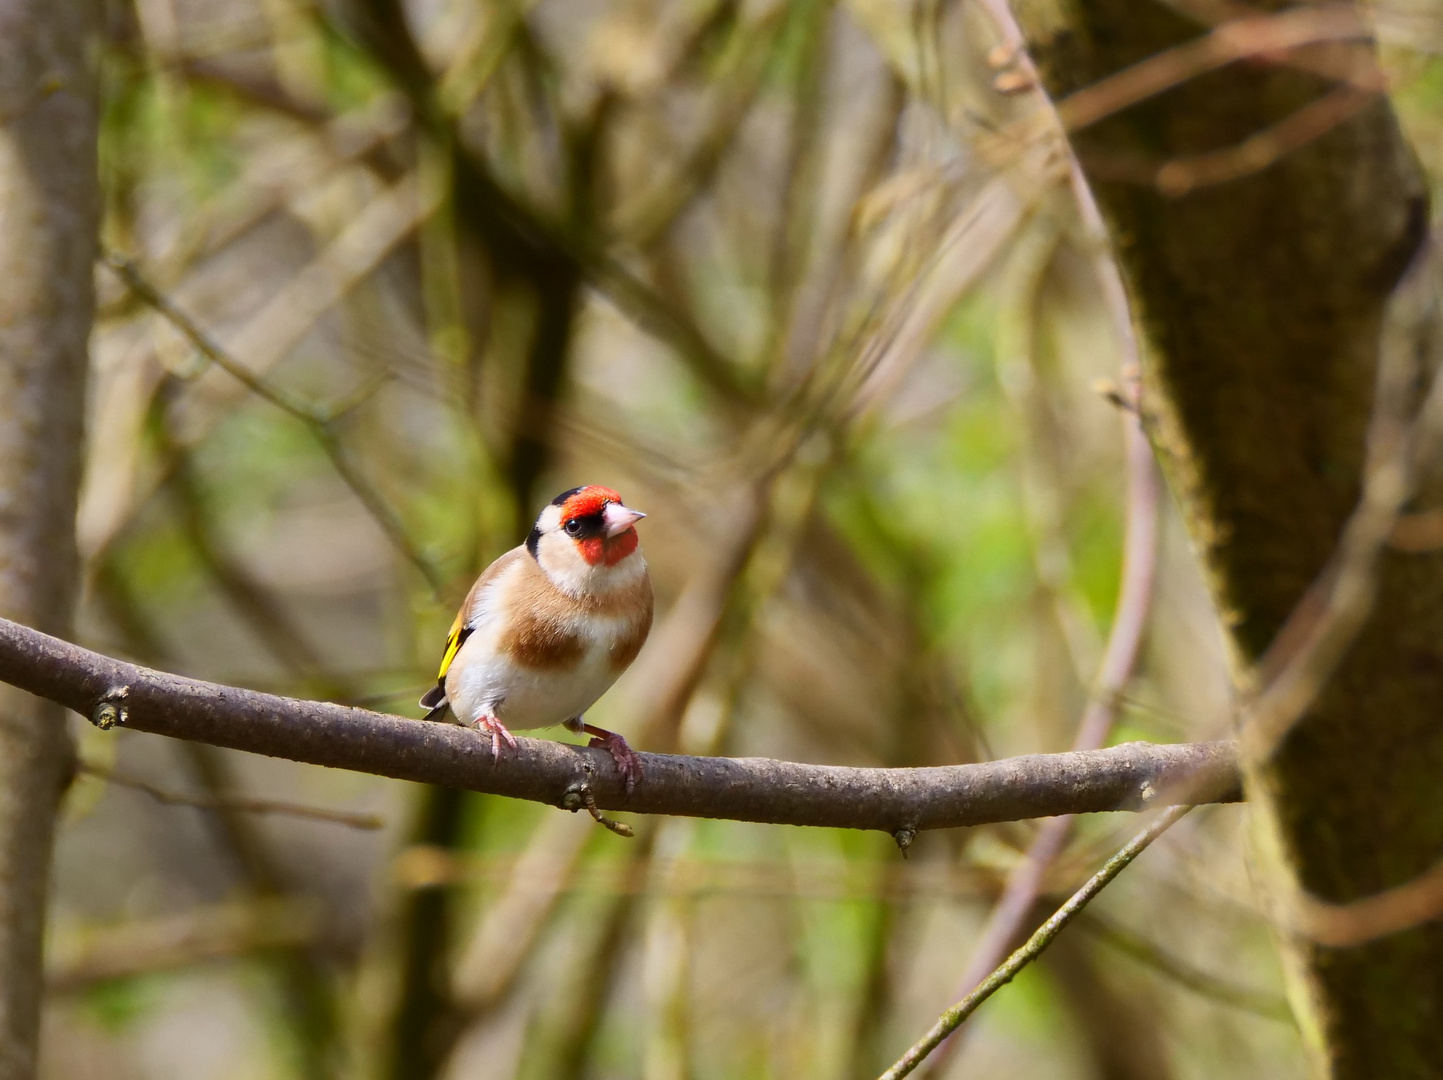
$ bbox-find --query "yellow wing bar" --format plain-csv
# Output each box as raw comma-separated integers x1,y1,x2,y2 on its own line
436,609,470,681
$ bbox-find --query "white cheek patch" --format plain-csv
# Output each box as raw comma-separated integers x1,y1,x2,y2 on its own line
537,533,590,594
536,504,563,533
536,532,646,596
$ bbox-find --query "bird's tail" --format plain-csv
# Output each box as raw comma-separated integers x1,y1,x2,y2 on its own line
419,684,450,723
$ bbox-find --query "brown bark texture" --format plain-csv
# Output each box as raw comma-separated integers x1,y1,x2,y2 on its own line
0,617,1241,832
0,0,100,1075
1011,0,1436,1074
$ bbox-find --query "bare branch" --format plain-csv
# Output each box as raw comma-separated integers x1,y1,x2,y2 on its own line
1287,855,1443,948
75,761,384,831
879,806,1192,1080
1082,84,1381,197
923,385,1161,1075
1054,5,1379,134
915,7,1164,1053
0,617,1237,832
100,249,448,596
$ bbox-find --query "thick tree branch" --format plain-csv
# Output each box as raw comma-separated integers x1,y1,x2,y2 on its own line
0,2,100,1074
0,617,1239,832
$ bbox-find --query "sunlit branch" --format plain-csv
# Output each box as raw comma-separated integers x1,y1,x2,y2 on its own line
0,617,1238,832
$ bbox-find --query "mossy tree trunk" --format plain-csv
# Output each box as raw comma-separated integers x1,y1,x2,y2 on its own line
1011,0,1437,1075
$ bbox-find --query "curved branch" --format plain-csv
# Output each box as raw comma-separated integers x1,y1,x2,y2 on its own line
0,617,1239,832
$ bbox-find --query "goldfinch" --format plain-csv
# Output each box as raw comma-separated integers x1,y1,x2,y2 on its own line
420,485,653,791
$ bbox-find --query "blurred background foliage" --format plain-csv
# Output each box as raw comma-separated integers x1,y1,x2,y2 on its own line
43,0,1443,1077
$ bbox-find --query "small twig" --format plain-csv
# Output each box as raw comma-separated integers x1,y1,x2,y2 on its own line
1238,254,1443,765
101,250,318,422
616,9,786,248
316,366,394,423
1388,507,1443,552
878,806,1192,1080
77,760,384,830
99,249,447,596
1288,853,1443,948
564,783,635,839
922,374,1160,1075
582,797,634,837
1091,377,1137,414
1081,84,1380,197
1054,5,1379,135
311,424,445,594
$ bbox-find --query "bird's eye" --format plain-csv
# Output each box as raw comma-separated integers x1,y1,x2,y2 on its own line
564,519,583,537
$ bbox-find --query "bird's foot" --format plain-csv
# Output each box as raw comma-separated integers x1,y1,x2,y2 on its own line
472,714,518,761
581,724,644,795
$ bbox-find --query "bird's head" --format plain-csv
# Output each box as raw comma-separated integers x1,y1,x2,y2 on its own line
527,485,647,594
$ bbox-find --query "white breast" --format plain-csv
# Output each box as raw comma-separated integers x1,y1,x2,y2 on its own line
444,564,638,731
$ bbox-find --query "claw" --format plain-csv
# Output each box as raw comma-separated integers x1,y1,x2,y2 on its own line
472,714,518,761
585,728,644,795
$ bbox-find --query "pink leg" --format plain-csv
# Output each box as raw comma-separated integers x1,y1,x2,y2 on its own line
580,723,644,795
472,713,518,761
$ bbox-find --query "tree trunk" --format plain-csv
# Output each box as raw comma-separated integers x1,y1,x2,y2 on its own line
1009,1,1436,1075
0,1,101,1075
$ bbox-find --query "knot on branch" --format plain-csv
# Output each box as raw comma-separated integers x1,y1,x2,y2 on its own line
893,823,918,858
90,686,130,730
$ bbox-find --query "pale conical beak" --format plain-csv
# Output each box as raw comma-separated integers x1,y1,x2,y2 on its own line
604,504,646,537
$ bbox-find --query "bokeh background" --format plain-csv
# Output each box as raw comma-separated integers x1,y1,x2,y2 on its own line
42,0,1443,1077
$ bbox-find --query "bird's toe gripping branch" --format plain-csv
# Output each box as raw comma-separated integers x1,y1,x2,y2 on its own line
564,715,645,795
586,727,643,795
472,714,519,761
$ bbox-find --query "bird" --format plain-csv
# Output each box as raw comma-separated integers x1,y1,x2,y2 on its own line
419,485,653,792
